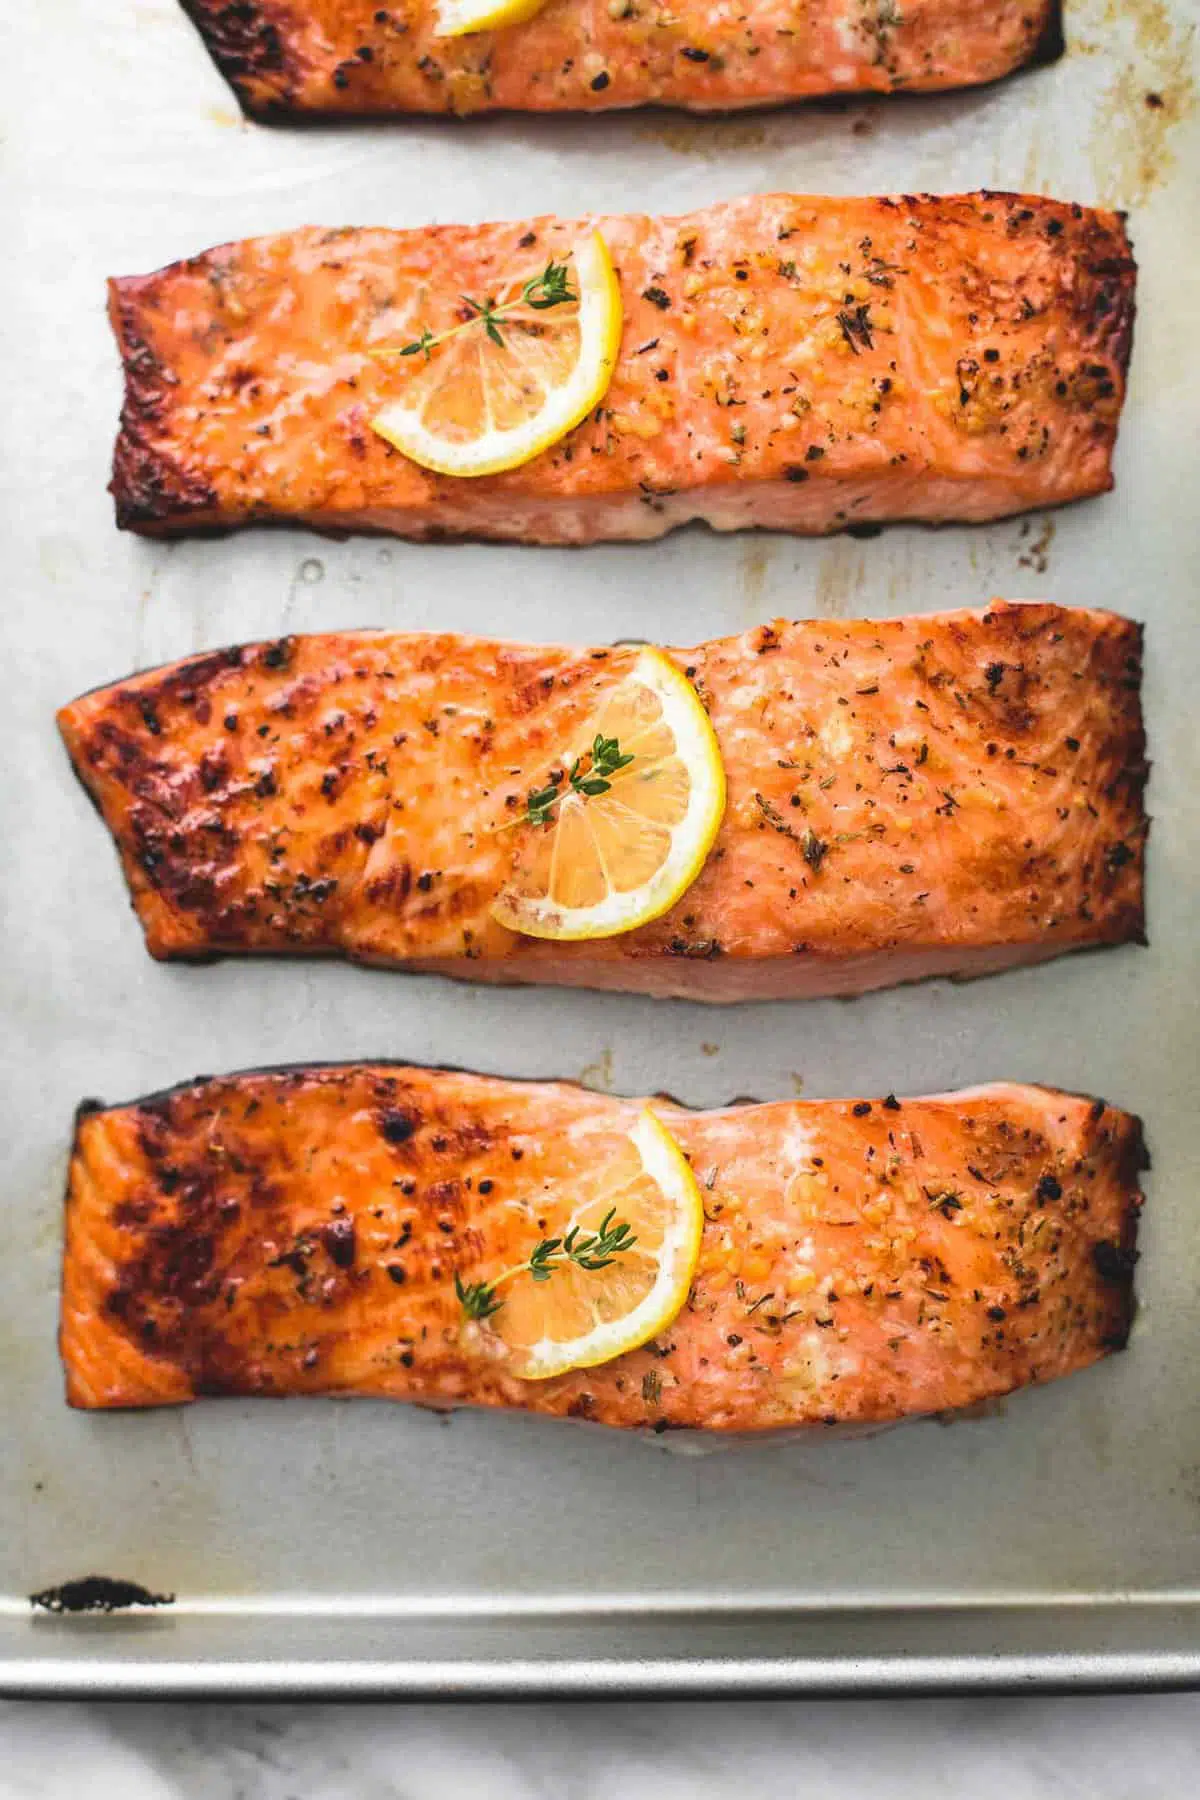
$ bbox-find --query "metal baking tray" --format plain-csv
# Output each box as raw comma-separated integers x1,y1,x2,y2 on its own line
2,0,1197,1696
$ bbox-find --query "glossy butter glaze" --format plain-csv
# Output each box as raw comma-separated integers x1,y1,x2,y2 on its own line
107,192,1135,543
59,604,1147,1000
62,1065,1144,1431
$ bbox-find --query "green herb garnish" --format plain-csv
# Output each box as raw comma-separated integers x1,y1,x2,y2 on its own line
455,1207,638,1323
378,260,577,364
454,1273,505,1321
527,1208,638,1281
526,734,634,828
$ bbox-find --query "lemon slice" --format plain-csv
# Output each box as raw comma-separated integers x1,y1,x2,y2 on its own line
433,0,549,35
370,231,621,478
492,646,726,941
491,1109,703,1381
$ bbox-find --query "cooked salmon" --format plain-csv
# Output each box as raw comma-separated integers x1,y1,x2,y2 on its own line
108,192,1135,542
61,1064,1145,1427
58,602,1147,1002
178,1,1063,120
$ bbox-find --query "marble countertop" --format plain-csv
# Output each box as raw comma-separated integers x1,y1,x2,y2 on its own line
2,1696,1198,1797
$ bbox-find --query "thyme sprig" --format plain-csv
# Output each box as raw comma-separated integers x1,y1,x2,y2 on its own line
529,1208,638,1280
456,1207,639,1322
526,733,634,828
378,260,577,364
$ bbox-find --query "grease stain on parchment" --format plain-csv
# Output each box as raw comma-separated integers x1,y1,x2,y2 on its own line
738,539,771,620
579,1047,614,1092
813,540,867,617
1017,517,1056,576
1084,0,1196,205
633,114,769,159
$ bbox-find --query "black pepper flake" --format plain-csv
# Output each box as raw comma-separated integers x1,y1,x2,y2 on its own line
1037,1174,1062,1202
478,1178,494,1194
386,1263,407,1285
802,831,827,871
322,1218,356,1270
836,304,874,353
680,46,710,61
784,465,809,482
590,70,610,90
987,1305,1007,1321
642,285,670,310
883,1094,901,1111
805,444,825,461
852,1102,871,1117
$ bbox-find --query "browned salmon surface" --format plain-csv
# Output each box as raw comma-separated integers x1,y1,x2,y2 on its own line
61,1065,1144,1427
179,1,1062,119
108,192,1135,543
58,603,1147,1003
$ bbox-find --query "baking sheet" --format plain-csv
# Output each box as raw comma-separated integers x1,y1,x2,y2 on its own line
2,0,1198,1695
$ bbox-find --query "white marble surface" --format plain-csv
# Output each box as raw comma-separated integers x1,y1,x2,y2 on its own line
1,1697,1198,1796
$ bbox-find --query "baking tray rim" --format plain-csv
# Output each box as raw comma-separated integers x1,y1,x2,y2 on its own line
4,1596,1200,1697
4,1652,1199,1698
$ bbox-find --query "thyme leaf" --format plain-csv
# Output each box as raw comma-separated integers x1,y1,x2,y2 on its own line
521,259,575,310
454,1273,504,1321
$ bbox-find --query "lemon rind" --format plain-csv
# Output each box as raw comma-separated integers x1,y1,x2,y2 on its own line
433,0,549,39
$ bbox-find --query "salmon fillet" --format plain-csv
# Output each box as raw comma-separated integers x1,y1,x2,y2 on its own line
107,192,1135,543
59,603,1147,1003
61,1064,1145,1428
177,1,1063,120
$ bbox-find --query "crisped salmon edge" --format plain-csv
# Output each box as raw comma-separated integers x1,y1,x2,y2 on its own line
60,1063,1146,1427
176,0,1064,120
